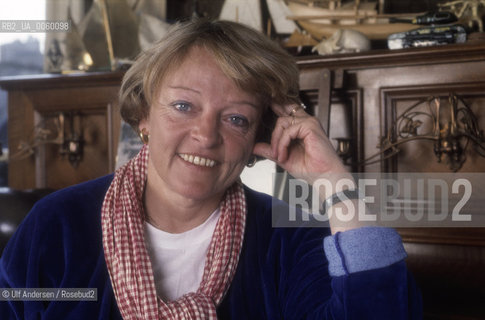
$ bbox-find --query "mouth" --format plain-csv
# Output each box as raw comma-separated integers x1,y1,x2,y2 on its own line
178,153,216,168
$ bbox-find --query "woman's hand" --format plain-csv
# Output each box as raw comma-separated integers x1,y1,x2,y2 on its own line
252,102,349,185
253,102,365,233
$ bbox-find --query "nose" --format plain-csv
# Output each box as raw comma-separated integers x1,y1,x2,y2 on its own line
191,112,222,148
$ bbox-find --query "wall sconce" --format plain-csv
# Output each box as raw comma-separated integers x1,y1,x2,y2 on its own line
334,137,352,165
9,112,84,168
59,112,84,168
345,94,485,171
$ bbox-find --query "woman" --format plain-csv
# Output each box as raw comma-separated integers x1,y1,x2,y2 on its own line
0,19,421,319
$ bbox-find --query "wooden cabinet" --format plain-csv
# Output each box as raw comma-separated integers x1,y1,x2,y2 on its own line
297,42,485,319
0,72,124,190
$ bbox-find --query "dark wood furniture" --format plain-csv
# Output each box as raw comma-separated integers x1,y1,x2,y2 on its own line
297,42,485,319
0,72,124,190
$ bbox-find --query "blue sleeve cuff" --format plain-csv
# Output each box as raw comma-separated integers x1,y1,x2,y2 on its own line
323,226,407,277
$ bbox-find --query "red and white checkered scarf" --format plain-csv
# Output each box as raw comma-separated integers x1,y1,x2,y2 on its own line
102,145,246,319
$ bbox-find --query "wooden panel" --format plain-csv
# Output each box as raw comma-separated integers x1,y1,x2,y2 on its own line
1,72,124,190
297,42,485,71
380,82,485,173
41,111,108,189
0,72,124,90
28,86,119,111
399,228,485,246
404,242,485,319
296,44,485,320
7,91,36,189
300,70,363,172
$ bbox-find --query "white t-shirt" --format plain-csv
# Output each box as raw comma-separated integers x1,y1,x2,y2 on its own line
144,209,221,301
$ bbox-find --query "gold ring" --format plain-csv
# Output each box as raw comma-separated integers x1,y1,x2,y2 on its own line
289,106,299,117
288,103,307,116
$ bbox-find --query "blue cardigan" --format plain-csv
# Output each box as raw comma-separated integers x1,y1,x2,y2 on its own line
0,175,422,319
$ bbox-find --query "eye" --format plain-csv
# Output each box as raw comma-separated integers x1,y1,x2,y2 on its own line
228,115,249,128
171,101,191,112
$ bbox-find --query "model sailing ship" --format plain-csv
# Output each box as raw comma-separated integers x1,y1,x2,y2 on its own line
220,0,425,41
286,0,419,40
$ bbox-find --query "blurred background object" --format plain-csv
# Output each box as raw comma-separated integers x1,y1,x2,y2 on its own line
312,29,371,54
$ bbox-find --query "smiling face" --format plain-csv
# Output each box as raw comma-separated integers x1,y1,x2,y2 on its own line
139,46,262,205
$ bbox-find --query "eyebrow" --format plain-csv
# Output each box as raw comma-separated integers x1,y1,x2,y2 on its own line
229,100,259,110
168,86,201,94
168,85,259,109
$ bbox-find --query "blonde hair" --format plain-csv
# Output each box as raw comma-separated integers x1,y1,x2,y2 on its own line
119,18,300,141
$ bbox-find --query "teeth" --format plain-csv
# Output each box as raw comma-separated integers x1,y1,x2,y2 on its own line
179,154,216,167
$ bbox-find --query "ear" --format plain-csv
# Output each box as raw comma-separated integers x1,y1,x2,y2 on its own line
138,118,149,133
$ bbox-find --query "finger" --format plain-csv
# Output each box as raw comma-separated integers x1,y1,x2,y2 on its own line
252,142,275,161
272,114,310,161
271,102,308,118
276,115,322,162
271,103,289,117
270,116,293,159
276,118,307,163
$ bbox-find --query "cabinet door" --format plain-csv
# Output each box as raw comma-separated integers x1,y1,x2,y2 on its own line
7,79,121,189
